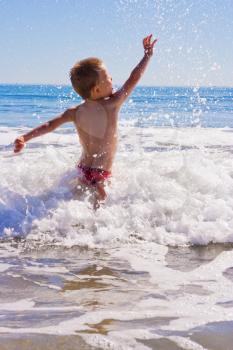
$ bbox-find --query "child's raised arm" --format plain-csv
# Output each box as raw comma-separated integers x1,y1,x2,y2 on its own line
14,108,75,153
111,34,158,108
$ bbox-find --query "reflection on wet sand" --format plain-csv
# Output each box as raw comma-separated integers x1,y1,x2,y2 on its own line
0,242,233,349
78,265,119,277
79,318,113,335
190,321,233,350
62,264,120,291
0,334,99,350
165,243,233,272
78,316,177,336
63,279,109,291
139,338,184,350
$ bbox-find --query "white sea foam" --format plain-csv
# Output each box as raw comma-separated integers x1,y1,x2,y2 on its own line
0,299,35,311
0,125,233,246
0,263,11,272
112,243,233,330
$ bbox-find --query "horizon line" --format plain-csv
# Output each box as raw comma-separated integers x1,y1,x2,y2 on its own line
0,83,232,89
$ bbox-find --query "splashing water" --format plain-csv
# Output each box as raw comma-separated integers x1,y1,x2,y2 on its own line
0,83,233,349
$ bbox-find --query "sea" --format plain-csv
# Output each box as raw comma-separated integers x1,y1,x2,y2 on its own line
0,84,233,350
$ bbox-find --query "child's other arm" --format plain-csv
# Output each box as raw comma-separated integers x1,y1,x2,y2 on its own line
14,108,75,153
112,34,158,108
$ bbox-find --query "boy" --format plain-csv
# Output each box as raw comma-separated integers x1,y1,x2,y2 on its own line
14,35,157,207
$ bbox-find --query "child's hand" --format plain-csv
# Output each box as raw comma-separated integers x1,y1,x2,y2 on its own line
143,34,158,57
14,136,25,153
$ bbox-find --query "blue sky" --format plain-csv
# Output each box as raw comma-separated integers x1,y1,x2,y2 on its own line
0,0,232,86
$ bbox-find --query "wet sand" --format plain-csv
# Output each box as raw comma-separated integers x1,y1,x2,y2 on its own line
0,241,232,349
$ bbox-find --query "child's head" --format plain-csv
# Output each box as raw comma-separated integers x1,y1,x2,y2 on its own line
70,57,113,100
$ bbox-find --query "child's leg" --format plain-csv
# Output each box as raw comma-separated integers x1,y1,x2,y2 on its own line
93,182,107,210
69,176,108,210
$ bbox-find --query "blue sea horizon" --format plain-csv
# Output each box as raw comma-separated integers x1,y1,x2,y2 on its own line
0,84,233,129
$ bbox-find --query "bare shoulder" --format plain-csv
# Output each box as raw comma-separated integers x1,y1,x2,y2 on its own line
101,93,122,112
65,105,81,123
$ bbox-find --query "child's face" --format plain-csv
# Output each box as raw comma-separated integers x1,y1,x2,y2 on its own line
94,67,113,98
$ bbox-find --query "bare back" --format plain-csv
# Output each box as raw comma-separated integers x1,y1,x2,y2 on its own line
74,99,118,171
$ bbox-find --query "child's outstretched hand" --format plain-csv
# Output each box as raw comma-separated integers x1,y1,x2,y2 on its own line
143,34,158,57
14,136,25,153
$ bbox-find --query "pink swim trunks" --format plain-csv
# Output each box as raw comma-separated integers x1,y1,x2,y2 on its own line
77,164,111,185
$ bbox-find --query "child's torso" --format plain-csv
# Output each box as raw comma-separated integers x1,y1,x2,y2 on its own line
73,100,118,171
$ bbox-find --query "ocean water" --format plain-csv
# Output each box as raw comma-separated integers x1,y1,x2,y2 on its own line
0,84,233,349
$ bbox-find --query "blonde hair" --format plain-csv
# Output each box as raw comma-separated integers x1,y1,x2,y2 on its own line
70,57,103,99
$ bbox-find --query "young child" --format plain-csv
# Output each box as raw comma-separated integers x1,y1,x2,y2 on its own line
14,35,157,207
